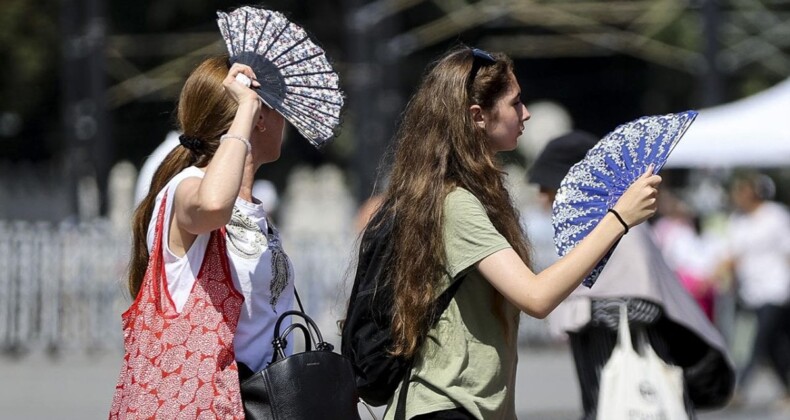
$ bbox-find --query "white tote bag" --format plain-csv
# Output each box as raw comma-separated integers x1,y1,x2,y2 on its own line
597,304,689,420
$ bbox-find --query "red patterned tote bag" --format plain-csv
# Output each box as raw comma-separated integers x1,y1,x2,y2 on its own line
110,192,245,419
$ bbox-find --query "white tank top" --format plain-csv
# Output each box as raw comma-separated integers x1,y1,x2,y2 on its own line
146,166,295,371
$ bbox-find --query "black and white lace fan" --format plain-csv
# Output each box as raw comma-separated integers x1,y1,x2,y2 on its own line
216,6,344,148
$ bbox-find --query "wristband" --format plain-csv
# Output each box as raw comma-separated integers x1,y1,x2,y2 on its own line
607,208,629,235
220,134,251,154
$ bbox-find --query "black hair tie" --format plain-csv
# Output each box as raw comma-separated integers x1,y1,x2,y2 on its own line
607,208,629,235
179,134,203,152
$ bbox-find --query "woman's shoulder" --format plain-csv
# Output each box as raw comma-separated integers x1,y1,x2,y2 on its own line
148,166,204,221
445,186,481,206
444,187,488,223
156,166,204,197
173,166,205,183
761,201,790,219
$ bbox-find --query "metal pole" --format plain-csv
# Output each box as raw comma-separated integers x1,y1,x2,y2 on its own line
60,0,109,219
344,0,401,204
701,0,724,106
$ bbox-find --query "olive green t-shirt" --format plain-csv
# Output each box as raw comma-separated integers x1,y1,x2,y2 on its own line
384,188,520,420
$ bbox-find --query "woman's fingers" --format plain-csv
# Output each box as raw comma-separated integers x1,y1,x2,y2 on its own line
646,174,662,187
612,168,664,228
633,166,661,197
230,63,260,87
223,63,261,103
638,175,660,218
638,176,660,206
643,175,661,200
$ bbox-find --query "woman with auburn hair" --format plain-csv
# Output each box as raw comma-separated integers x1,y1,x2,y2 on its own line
369,46,662,419
110,56,293,418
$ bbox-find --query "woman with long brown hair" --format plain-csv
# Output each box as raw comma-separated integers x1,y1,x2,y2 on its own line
110,56,294,418
371,46,662,419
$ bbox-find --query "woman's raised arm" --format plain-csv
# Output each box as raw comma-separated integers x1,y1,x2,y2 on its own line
478,167,661,318
174,63,262,236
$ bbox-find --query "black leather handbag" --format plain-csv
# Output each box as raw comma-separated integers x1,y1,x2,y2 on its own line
239,307,361,420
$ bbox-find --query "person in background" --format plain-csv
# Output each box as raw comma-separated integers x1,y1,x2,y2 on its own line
365,46,662,420
724,172,790,407
653,190,718,321
529,130,735,420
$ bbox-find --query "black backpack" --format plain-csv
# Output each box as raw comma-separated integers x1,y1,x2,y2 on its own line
340,209,464,408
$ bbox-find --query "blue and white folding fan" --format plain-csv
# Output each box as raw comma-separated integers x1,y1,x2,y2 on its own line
216,6,344,148
552,111,698,287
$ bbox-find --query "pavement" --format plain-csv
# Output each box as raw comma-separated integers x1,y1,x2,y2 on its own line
1,344,787,419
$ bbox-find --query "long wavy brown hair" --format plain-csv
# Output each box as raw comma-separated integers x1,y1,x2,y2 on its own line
127,55,236,299
374,46,532,358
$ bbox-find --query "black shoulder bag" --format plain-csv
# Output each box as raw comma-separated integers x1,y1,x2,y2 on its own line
239,292,361,420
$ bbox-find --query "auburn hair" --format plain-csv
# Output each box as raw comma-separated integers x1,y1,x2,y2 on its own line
374,46,532,358
127,55,236,299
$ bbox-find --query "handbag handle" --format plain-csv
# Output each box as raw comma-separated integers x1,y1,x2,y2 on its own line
272,322,313,361
271,310,334,363
274,310,325,344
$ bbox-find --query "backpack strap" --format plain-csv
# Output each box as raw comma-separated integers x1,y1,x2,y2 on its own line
431,275,467,325
394,363,412,420
394,275,467,420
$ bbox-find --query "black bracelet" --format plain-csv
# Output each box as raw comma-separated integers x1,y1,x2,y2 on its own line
607,208,629,235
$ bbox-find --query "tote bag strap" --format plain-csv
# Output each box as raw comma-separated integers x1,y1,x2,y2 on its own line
616,303,636,354
147,190,170,308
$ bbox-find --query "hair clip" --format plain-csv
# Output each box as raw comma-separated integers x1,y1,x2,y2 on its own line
471,48,496,63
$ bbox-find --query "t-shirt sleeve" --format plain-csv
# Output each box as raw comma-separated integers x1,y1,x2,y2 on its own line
443,189,512,279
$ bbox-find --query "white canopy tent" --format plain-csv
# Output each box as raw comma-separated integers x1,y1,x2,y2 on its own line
665,78,790,168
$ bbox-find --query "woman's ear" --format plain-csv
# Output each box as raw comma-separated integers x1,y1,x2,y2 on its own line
255,108,269,132
469,104,486,129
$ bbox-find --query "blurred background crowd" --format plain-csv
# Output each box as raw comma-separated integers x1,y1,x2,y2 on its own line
1,0,789,418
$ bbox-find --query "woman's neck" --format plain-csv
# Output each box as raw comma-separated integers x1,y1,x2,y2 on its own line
237,155,257,202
